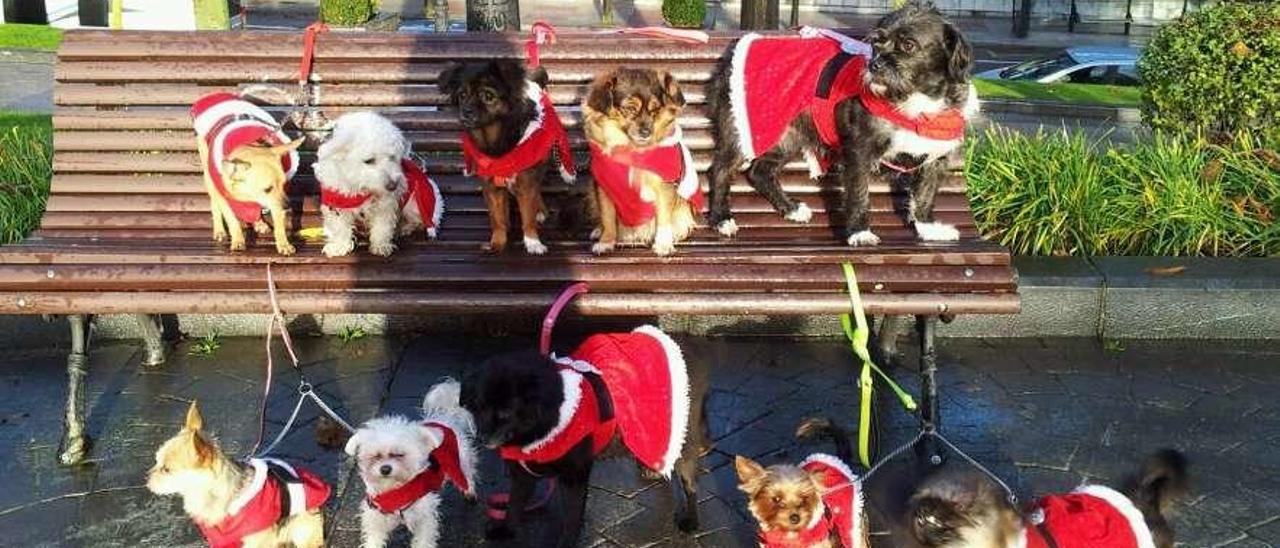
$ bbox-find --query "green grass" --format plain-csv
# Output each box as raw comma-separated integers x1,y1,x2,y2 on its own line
975,79,1141,107
966,127,1280,257
0,111,52,245
188,333,223,357
0,24,64,52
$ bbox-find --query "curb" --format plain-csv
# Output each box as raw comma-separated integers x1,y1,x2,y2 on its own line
980,99,1142,122
2,258,1276,342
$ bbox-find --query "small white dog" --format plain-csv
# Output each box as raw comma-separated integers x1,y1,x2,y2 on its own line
314,111,444,258
346,380,478,548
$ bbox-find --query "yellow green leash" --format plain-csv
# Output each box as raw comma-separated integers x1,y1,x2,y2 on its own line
841,262,917,468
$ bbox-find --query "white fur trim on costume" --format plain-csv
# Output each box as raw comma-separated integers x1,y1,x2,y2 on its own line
632,325,690,478
286,481,306,516
520,369,585,454
914,221,960,242
728,33,760,161
785,202,813,223
193,98,273,138
847,230,880,247
559,163,576,184
228,459,271,515
798,26,873,57
799,453,863,547
520,81,547,144
1074,485,1157,548
427,175,445,229
667,127,701,201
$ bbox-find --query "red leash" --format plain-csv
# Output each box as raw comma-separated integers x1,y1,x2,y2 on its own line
540,282,589,357
525,21,557,68
298,22,329,85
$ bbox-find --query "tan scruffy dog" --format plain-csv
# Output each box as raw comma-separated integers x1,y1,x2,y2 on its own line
582,68,701,256
147,401,330,548
192,92,303,256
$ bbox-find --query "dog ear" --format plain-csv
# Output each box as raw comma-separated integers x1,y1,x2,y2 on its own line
734,455,768,492
419,424,444,449
184,400,204,432
943,23,973,82
344,428,363,457
585,72,617,114
528,65,549,88
660,71,685,108
268,137,305,157
438,63,464,96
490,59,527,89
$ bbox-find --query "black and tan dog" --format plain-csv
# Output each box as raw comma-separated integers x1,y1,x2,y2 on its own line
582,68,702,256
461,326,711,547
706,3,979,246
439,60,576,255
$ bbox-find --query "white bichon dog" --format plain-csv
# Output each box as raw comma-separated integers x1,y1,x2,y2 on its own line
314,111,444,258
345,380,478,548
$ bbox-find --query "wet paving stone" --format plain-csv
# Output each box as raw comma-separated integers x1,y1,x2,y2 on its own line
0,334,1276,546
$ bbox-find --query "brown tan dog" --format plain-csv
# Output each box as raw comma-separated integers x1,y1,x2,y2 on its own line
192,93,303,256
147,402,330,548
582,68,700,256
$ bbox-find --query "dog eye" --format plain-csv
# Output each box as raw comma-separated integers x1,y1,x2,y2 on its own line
772,495,782,504
481,90,496,102
900,40,917,53
363,157,376,165
389,452,405,459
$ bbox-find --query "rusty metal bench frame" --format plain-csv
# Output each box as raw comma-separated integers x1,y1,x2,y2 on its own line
0,29,1018,465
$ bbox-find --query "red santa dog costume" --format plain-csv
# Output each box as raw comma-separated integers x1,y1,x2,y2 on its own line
191,92,300,223
461,82,577,187
758,454,864,548
726,27,967,177
499,325,690,477
587,126,704,227
1023,485,1157,548
365,421,474,514
318,158,444,233
196,458,331,548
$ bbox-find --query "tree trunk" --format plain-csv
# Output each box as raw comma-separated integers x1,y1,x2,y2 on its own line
741,0,765,30
467,0,520,31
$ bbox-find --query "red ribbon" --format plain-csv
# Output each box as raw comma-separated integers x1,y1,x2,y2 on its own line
299,22,329,85
525,21,558,68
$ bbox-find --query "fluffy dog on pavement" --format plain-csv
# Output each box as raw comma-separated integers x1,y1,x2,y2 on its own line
345,380,479,548
314,111,444,258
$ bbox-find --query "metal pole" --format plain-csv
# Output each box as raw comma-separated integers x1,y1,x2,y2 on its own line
790,0,800,27
466,0,519,31
914,315,943,466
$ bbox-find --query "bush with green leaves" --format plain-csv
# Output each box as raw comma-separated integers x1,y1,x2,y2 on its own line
320,0,374,27
1139,2,1280,135
966,127,1280,257
662,0,706,28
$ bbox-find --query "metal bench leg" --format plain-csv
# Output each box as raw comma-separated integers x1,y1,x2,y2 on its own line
915,315,944,467
133,314,167,367
60,314,92,465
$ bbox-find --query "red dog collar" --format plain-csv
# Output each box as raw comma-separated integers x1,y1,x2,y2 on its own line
366,422,470,514
859,90,967,142
319,159,441,229
586,129,704,227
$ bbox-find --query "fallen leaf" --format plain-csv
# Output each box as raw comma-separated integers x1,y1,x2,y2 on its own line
1146,265,1187,276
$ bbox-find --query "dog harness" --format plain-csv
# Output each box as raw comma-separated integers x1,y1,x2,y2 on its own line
587,127,704,227
1023,486,1157,548
191,92,299,224
758,454,863,548
499,325,690,477
366,421,472,514
196,458,331,548
726,28,966,176
318,158,444,230
460,82,576,188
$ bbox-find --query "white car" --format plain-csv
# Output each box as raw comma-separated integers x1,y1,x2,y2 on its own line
976,46,1142,86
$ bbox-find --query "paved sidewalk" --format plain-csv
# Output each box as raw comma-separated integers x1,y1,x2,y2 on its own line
0,49,54,112
0,330,1275,546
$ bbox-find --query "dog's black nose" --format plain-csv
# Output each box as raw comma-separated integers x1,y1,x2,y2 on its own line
380,464,392,476
789,513,802,525
385,181,399,192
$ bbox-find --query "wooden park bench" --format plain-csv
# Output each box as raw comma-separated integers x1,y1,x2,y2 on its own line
0,29,1019,465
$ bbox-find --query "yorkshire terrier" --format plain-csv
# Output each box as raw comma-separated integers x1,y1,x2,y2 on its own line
735,417,869,548
908,449,1189,548
147,401,329,548
345,380,479,548
582,67,701,256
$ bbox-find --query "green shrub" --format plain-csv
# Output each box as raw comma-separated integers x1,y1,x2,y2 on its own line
966,127,1280,257
0,112,52,245
320,0,374,27
662,0,706,28
1140,2,1280,135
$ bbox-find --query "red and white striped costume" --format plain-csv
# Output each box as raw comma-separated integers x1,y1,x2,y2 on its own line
587,127,704,227
191,92,299,223
196,458,331,548
461,82,576,187
758,454,863,548
1024,486,1157,548
318,158,444,231
365,421,474,514
499,325,690,477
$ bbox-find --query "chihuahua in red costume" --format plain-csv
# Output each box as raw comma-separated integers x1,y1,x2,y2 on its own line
461,325,712,548
192,92,303,256
583,67,702,256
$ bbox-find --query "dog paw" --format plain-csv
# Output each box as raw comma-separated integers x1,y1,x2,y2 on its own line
785,203,813,223
592,241,615,255
485,523,515,541
715,218,739,237
523,237,547,255
652,228,676,256
229,240,247,252
846,230,881,247
212,231,227,244
323,241,355,258
369,241,397,257
915,222,960,242
253,220,271,236
276,241,297,256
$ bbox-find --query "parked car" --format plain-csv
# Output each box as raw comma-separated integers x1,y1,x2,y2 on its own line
976,46,1141,86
